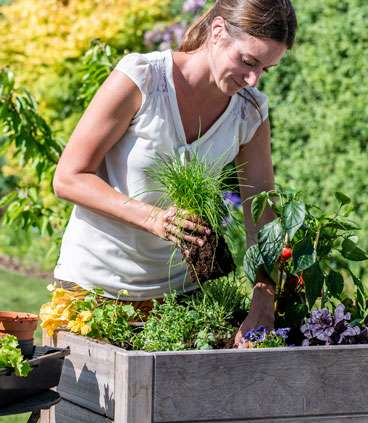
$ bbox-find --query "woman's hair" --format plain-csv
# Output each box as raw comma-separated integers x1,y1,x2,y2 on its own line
179,0,297,52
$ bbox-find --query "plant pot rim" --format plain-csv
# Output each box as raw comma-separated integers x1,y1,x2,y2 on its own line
0,311,38,321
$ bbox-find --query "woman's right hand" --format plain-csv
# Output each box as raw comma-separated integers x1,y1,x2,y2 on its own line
149,207,211,249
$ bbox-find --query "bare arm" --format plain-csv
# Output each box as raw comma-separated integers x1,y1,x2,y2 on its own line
233,118,276,348
53,70,208,245
235,118,276,247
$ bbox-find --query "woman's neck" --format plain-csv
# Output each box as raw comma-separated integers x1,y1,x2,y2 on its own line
172,48,229,103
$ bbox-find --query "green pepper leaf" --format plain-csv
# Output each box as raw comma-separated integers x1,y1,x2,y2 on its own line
258,219,284,272
325,217,360,231
283,200,306,240
243,244,263,284
292,237,315,273
341,239,368,261
251,192,268,224
350,271,366,319
326,270,344,297
303,262,324,310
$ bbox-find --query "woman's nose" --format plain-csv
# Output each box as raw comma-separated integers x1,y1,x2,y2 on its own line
243,69,263,87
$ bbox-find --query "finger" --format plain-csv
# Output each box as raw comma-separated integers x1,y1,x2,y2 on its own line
165,233,181,246
237,340,251,350
181,219,211,235
165,223,206,246
172,216,210,235
176,209,207,225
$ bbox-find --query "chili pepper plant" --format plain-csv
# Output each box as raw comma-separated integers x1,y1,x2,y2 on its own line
244,188,368,331
145,152,238,283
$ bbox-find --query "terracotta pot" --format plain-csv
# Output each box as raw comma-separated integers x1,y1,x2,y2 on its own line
0,311,38,341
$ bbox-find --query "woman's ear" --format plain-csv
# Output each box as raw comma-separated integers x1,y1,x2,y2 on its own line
210,16,226,44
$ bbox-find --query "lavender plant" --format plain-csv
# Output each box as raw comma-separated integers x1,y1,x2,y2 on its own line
301,304,368,346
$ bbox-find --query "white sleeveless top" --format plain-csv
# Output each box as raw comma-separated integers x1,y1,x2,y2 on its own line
54,49,269,300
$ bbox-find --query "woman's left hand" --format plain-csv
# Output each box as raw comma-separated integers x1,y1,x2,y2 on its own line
233,281,275,349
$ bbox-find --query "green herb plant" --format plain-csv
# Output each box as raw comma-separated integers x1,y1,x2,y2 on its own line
70,288,139,348
132,275,250,351
0,334,32,377
144,151,241,283
144,151,237,236
244,188,368,328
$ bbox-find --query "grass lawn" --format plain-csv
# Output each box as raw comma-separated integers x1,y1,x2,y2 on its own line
0,267,50,423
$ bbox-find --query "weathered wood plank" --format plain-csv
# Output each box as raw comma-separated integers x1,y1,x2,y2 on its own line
168,416,368,423
44,330,121,419
115,350,153,423
48,399,112,423
40,408,50,423
153,345,368,422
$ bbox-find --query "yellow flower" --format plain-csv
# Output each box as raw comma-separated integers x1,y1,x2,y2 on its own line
67,310,93,336
79,310,93,322
40,303,69,336
80,324,92,336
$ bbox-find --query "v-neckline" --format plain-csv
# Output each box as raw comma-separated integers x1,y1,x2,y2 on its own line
164,49,236,147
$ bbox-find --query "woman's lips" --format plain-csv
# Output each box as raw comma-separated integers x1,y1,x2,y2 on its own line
231,77,244,89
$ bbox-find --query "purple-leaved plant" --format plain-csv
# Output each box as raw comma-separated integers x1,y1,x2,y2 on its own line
301,304,368,346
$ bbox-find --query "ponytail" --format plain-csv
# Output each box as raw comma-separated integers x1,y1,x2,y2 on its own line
179,5,217,52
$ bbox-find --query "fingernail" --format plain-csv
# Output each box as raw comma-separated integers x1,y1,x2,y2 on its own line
198,240,204,247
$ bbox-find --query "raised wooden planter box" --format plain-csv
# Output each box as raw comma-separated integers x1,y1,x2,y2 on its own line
41,330,368,423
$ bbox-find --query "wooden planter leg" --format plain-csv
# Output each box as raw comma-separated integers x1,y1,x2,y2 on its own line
114,352,153,423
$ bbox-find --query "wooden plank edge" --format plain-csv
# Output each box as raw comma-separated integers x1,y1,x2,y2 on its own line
115,350,154,423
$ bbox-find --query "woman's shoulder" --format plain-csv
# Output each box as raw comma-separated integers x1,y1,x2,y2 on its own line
114,50,169,95
115,50,168,73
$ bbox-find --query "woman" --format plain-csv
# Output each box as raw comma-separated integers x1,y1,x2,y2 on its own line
50,0,297,348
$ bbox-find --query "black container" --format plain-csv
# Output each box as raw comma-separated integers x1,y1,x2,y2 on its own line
0,346,70,407
18,339,34,358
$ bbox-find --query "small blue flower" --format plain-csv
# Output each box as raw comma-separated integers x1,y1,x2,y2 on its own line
275,328,290,339
223,192,242,208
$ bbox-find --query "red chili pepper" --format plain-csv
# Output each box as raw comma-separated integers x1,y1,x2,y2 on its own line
280,247,292,261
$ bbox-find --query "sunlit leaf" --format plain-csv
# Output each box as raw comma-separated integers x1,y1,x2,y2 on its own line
283,200,305,240
251,192,268,223
243,244,263,284
258,219,284,272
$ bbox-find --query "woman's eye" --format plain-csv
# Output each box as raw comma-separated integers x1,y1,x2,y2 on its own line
242,59,254,66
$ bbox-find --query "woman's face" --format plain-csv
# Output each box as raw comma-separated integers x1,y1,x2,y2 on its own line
208,17,288,95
